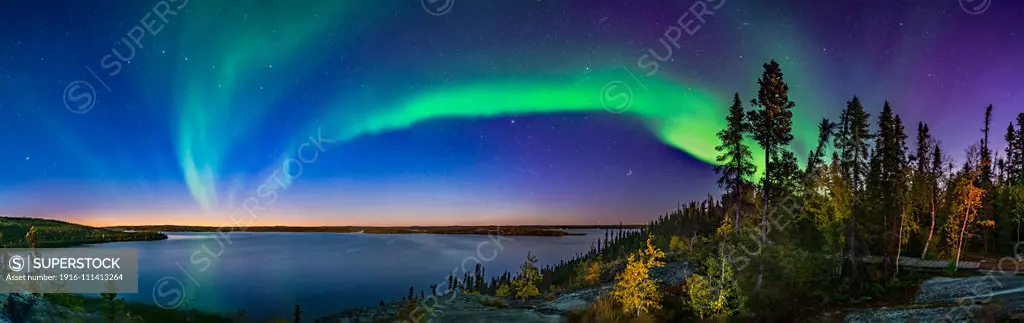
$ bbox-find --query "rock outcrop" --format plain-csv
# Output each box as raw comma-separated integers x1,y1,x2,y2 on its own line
845,275,1024,322
316,260,695,323
0,292,103,323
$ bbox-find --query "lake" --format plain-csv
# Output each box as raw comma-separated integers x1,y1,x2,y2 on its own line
86,230,613,320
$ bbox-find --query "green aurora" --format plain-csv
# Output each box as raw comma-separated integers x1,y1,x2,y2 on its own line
171,1,822,213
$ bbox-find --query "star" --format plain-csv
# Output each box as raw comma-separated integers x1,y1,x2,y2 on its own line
25,156,30,161
626,169,632,176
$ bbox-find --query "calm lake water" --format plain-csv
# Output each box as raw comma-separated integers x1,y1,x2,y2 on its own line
86,230,609,319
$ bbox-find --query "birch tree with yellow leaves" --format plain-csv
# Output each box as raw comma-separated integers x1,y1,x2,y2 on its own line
610,235,666,316
945,167,986,269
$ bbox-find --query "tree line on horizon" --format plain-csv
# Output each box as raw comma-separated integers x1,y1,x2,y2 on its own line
0,217,167,248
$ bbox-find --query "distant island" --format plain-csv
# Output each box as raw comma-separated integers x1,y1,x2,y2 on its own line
104,224,646,236
0,216,167,247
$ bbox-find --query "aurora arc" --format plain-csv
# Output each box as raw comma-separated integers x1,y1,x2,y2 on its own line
170,2,822,213
296,71,805,190
183,69,821,213
174,0,394,212
323,72,754,168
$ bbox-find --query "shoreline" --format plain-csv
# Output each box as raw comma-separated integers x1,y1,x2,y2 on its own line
105,224,646,237
0,216,168,248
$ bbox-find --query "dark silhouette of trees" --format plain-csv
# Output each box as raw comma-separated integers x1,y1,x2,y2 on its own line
833,96,872,277
745,60,798,290
866,102,909,273
715,93,757,232
366,60,1024,323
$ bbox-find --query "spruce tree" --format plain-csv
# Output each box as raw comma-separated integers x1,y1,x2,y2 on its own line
866,101,909,271
914,123,932,177
1017,113,1024,184
745,60,798,291
1006,123,1018,184
833,96,872,274
979,105,996,252
981,105,994,186
714,93,757,232
913,122,934,257
807,119,835,172
746,60,796,243
1007,114,1024,185
512,252,541,300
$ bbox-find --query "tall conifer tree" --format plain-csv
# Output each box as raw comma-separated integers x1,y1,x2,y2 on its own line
715,93,757,232
746,60,797,289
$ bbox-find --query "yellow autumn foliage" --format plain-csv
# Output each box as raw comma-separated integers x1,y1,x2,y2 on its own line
495,283,510,297
610,235,666,316
585,257,602,284
684,273,730,320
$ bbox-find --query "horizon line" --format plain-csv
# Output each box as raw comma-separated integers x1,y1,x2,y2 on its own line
0,215,648,229
99,223,650,228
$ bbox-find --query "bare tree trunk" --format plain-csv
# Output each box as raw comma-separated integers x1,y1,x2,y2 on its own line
955,210,970,270
923,194,936,259
761,191,768,244
884,213,891,271
896,208,904,274
734,189,741,232
734,156,743,233
756,154,769,293
848,202,858,278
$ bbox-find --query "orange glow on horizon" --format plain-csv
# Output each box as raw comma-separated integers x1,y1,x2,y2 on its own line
50,210,611,228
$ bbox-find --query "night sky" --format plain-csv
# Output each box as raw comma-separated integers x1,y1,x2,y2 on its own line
0,0,1020,226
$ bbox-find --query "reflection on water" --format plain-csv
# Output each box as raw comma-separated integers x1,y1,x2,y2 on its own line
89,230,612,319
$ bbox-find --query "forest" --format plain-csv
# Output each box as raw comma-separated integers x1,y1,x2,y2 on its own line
386,60,1024,322
0,217,167,247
